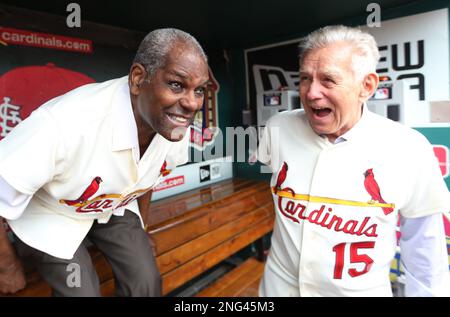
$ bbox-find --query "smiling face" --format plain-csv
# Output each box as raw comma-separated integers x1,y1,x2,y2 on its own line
129,41,209,142
299,41,378,142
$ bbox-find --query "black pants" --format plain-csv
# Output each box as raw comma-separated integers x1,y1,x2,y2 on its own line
14,210,161,297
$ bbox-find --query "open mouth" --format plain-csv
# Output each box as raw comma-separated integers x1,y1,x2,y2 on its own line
311,107,332,117
166,113,191,127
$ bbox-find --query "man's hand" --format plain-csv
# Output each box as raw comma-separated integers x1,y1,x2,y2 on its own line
0,258,26,294
0,217,26,294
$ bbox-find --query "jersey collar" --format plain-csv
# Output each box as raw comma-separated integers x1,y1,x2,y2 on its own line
111,76,139,153
332,103,371,144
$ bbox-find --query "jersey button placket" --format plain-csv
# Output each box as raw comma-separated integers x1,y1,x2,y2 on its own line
298,144,331,295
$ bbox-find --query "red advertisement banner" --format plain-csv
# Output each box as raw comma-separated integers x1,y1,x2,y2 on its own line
0,27,93,54
153,175,185,192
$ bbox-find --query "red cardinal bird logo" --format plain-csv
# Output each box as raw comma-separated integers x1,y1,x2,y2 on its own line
160,161,171,177
60,176,103,206
274,162,288,194
274,162,295,197
363,169,393,215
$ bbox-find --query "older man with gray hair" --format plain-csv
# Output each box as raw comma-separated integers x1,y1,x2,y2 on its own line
0,28,209,296
257,25,449,297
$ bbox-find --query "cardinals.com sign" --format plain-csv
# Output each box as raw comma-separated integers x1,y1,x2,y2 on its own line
0,27,93,54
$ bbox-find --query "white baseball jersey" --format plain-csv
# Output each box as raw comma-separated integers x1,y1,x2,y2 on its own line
0,76,189,259
257,107,450,296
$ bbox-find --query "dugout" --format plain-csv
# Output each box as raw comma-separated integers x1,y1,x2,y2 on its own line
0,0,449,298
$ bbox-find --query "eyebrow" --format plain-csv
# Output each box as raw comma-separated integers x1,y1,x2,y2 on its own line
168,69,189,80
322,70,341,78
299,69,342,79
168,70,209,86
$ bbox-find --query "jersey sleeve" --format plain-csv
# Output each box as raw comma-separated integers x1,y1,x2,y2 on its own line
400,133,450,218
0,175,32,220
0,108,63,196
400,213,450,296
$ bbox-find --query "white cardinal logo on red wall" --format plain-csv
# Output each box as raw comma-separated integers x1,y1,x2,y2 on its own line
0,63,95,140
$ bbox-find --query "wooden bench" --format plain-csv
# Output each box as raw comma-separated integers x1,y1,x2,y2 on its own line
3,178,274,297
196,257,265,297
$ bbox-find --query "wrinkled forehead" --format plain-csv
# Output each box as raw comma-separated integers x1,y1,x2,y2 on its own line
299,43,357,75
167,41,206,63
162,46,209,81
166,44,206,66
300,55,342,74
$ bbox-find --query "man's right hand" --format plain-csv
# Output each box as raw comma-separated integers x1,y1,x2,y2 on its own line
0,217,26,294
0,257,26,294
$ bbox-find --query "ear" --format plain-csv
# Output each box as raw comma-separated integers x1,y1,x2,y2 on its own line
359,72,379,103
129,63,147,96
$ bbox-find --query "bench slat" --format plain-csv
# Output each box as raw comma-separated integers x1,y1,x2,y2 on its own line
157,202,273,274
147,179,257,226
150,189,272,255
196,257,265,297
162,216,274,295
148,181,269,232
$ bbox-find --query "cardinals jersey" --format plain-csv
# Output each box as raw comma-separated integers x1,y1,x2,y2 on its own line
0,76,190,259
257,106,450,296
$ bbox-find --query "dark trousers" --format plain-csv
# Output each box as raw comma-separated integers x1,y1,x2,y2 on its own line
14,210,161,297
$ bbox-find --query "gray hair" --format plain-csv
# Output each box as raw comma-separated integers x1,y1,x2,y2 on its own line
133,28,207,77
298,25,380,79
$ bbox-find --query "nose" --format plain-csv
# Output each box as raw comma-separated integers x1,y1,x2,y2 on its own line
180,90,202,112
305,80,323,101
